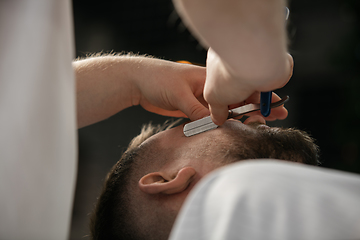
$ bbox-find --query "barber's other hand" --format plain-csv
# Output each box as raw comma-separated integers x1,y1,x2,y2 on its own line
204,49,293,125
132,58,210,121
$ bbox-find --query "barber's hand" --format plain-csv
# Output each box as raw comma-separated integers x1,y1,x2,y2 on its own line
132,59,210,121
204,48,293,125
231,91,288,122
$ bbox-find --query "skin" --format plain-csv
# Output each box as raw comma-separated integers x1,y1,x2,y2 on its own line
132,116,269,236
78,1,294,236
73,56,290,238
173,0,293,125
74,56,288,128
74,56,210,128
205,50,293,125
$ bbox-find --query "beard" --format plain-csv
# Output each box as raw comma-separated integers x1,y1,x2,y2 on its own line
224,122,320,166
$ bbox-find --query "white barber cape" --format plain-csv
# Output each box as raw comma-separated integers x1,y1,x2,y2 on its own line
170,160,360,240
0,1,76,239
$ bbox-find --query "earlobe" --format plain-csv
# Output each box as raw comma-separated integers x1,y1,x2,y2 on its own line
139,167,196,195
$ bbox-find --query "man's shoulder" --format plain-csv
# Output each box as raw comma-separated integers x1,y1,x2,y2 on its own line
203,159,360,187
170,160,360,240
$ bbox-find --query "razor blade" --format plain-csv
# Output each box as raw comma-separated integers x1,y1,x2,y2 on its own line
183,96,289,137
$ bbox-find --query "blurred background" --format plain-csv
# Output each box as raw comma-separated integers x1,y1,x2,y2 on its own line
71,0,360,238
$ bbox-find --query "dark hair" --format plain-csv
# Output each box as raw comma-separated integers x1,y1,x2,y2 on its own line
228,124,320,166
89,121,180,240
90,122,320,240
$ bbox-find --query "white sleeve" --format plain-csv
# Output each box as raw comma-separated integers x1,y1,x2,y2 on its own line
169,160,360,240
0,1,77,239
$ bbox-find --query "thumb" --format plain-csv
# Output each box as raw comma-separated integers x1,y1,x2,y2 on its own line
208,103,229,126
177,93,210,121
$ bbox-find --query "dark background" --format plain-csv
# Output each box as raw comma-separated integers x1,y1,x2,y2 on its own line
70,0,360,239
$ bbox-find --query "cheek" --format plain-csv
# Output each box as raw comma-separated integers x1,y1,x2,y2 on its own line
190,150,232,177
162,190,188,211
179,131,234,172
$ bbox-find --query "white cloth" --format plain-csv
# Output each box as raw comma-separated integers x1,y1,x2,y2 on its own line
170,160,360,240
0,1,76,239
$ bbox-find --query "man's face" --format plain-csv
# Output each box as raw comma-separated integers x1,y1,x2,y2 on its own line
126,118,267,238
123,116,318,240
139,118,267,178
132,117,271,212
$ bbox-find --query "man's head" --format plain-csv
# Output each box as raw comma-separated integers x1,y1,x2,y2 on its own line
90,117,320,240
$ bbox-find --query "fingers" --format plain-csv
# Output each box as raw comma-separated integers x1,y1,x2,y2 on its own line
208,103,229,125
141,103,188,118
277,53,294,89
263,92,288,121
287,53,294,82
177,92,210,121
243,115,266,125
243,92,288,121
207,91,289,125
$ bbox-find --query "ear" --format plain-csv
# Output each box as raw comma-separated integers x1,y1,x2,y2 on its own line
138,167,196,195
